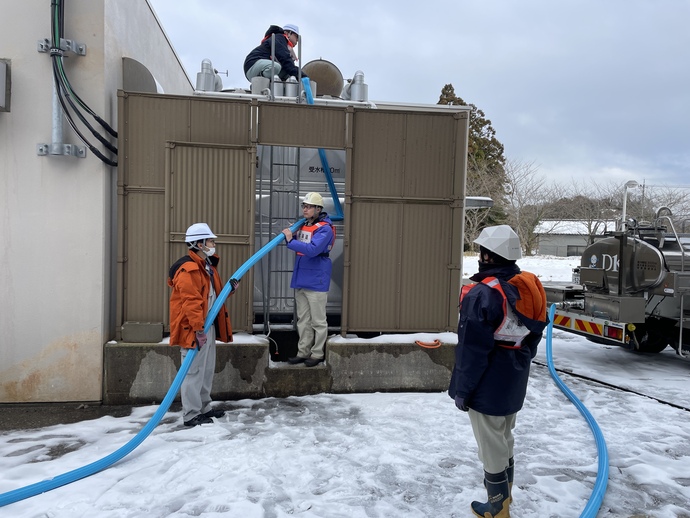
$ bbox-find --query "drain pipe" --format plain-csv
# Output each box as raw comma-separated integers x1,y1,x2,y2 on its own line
545,304,609,517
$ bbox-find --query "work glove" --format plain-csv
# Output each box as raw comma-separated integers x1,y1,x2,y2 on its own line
195,331,207,350
454,395,469,412
230,278,240,290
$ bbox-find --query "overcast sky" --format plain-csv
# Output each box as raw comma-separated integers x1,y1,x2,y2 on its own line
147,0,690,188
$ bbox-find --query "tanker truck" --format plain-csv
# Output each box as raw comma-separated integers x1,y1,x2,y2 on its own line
544,207,690,357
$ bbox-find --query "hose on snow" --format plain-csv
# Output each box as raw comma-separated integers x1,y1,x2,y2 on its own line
545,303,609,517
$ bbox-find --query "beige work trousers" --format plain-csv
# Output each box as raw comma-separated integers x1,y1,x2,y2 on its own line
468,409,517,474
295,288,328,360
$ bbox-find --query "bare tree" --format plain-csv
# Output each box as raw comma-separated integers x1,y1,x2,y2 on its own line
463,155,506,250
636,183,690,229
502,159,559,255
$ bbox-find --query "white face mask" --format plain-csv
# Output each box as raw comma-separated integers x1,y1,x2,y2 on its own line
203,246,216,257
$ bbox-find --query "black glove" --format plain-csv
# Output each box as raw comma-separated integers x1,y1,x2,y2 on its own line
230,278,240,290
454,395,469,412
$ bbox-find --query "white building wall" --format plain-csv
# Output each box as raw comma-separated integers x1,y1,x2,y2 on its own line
0,0,192,402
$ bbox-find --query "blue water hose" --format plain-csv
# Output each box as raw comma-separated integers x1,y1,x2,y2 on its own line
0,347,197,507
1,85,345,508
545,304,608,517
0,219,307,508
302,77,344,222
205,218,305,330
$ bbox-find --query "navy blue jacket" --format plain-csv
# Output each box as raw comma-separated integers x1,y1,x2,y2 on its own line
243,25,305,81
448,263,547,416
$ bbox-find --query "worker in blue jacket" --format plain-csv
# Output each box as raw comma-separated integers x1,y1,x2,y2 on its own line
448,225,547,518
282,192,335,367
244,24,307,82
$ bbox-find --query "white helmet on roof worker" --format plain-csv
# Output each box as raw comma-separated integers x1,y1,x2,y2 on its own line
302,192,324,207
283,24,300,36
474,225,522,261
185,223,217,246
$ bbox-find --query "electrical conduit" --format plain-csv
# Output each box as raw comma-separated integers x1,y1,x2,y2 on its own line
545,304,609,517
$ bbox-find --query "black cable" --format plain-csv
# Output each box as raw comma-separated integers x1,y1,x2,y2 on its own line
53,64,117,167
53,57,117,154
50,0,118,166
54,0,117,138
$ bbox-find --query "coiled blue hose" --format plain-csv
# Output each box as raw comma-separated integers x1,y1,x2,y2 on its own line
545,304,608,517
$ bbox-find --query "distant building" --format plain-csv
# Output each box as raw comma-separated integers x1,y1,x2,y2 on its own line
535,220,616,257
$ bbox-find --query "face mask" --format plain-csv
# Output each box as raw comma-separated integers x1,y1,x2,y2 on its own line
203,246,216,257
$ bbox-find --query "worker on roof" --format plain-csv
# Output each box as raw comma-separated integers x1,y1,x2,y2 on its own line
448,225,548,518
244,24,308,82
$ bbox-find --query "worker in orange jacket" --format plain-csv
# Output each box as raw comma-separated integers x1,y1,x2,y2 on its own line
168,223,237,427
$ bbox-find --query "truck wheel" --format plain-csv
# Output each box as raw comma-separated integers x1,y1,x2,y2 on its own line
633,325,669,353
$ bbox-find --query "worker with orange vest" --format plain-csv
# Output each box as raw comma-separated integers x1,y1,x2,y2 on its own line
448,225,547,518
282,193,336,367
168,223,238,427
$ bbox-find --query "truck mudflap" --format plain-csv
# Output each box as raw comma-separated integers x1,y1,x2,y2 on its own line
552,308,631,347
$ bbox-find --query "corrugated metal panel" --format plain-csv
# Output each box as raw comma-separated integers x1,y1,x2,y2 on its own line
346,202,402,329
165,143,255,331
351,110,405,198
343,108,467,333
259,103,347,149
121,93,190,187
403,113,456,199
123,190,166,322
190,98,252,145
398,203,452,329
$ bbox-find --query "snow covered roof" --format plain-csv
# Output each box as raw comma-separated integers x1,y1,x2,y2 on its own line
534,220,617,236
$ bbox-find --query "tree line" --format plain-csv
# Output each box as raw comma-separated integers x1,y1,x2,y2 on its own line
438,84,690,255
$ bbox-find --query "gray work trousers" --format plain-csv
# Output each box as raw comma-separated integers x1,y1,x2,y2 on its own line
468,409,517,474
295,288,328,360
180,288,217,422
246,59,281,81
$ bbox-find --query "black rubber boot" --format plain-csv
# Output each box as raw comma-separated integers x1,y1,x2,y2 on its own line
507,457,514,503
471,469,510,518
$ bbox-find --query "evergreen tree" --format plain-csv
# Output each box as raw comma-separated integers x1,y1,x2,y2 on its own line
439,84,508,247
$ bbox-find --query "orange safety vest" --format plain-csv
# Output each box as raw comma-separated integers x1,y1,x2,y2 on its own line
460,275,534,348
296,221,336,256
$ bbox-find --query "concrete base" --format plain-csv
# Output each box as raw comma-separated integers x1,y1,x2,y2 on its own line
103,336,455,405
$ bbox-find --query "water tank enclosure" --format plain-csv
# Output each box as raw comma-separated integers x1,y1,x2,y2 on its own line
116,91,469,338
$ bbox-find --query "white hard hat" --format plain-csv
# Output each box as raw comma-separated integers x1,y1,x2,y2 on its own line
303,192,324,207
185,223,217,243
474,225,522,260
283,23,300,35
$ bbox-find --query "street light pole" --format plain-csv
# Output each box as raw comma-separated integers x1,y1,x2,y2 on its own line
621,180,639,231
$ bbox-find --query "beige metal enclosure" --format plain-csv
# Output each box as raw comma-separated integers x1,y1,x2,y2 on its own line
117,91,468,338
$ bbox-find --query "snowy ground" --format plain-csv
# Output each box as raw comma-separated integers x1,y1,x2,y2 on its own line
1,256,690,517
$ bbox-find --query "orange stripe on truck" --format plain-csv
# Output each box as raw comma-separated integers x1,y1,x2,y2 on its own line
575,319,603,336
554,315,571,327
